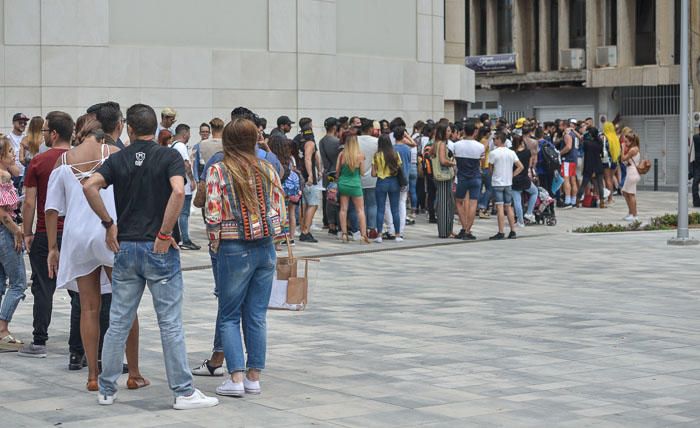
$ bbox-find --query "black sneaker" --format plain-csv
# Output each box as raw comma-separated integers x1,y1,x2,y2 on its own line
462,232,477,241
455,229,466,239
180,241,201,250
69,352,86,370
382,232,396,240
508,231,517,239
489,232,505,240
328,229,338,236
299,233,318,243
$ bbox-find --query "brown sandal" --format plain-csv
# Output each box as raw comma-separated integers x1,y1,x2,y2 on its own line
127,376,151,390
86,379,98,391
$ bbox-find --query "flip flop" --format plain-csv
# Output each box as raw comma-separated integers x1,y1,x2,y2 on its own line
0,334,24,351
126,376,151,390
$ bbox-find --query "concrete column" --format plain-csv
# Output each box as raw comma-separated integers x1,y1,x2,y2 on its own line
486,0,498,54
539,0,551,71
469,0,481,55
585,0,601,69
656,0,674,66
617,0,636,67
513,0,535,73
557,0,570,69
445,0,466,64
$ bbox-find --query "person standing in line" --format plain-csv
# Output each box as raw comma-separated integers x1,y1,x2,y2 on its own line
83,103,218,409
511,135,539,226
170,124,200,250
693,125,700,207
575,128,606,209
372,135,403,243
488,132,523,240
0,135,27,348
432,123,456,239
269,116,294,139
298,123,322,243
17,112,73,359
45,120,147,392
205,118,286,397
453,120,484,240
336,129,369,244
358,119,379,238
558,120,578,208
8,113,28,191
319,117,341,236
391,127,412,239
192,122,211,181
156,107,177,140
19,116,44,168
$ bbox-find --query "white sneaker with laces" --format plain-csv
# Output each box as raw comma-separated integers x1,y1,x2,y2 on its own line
244,377,261,395
174,388,219,409
524,213,535,223
517,222,525,228
352,231,361,241
216,379,245,397
395,236,404,242
623,214,635,222
374,237,383,243
98,392,117,405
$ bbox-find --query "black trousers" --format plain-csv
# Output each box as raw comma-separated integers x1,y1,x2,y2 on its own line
68,290,111,355
577,173,605,202
416,176,427,211
28,233,59,346
426,177,437,220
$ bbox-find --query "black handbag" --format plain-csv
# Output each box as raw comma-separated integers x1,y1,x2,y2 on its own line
398,168,408,187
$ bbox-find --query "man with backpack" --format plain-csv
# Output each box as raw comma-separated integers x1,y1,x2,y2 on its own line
536,128,561,199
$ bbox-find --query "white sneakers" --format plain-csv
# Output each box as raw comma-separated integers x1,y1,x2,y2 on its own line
395,236,404,242
374,236,383,243
623,214,639,222
524,213,536,223
173,389,219,410
216,378,262,397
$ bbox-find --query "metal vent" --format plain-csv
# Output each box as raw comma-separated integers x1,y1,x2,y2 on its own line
617,85,680,116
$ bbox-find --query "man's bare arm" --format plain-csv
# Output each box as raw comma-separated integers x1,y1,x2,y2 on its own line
160,176,185,234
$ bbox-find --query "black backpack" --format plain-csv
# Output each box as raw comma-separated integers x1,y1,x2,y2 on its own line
540,140,561,172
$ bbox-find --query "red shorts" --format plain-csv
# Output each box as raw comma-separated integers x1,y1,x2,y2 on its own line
561,162,577,177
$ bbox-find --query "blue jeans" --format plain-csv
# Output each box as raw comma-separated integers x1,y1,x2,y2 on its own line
478,170,492,210
209,249,223,353
409,164,418,209
99,242,194,397
178,194,192,243
512,182,538,224
0,226,26,323
216,238,275,372
375,177,400,235
363,187,377,230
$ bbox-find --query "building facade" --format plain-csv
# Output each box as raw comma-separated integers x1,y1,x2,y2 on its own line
453,0,698,189
0,0,475,136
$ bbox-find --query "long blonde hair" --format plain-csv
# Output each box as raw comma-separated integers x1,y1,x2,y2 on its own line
26,116,44,155
603,121,620,162
221,118,278,215
341,132,362,170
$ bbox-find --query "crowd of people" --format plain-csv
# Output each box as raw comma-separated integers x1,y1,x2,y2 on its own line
0,102,647,411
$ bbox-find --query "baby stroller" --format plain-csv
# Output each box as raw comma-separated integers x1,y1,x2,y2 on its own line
527,187,557,226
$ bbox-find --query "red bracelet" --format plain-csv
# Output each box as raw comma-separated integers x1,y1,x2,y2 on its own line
157,232,172,241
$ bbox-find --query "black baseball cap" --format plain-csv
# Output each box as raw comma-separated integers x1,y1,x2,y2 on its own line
277,115,295,126
12,113,29,122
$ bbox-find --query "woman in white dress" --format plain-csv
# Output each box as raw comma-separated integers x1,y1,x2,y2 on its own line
45,119,147,392
620,132,641,222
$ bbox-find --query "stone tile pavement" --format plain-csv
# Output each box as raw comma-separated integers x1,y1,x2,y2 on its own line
1,191,700,427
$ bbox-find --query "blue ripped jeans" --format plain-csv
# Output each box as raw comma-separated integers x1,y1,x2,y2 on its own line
0,225,27,323
216,238,275,372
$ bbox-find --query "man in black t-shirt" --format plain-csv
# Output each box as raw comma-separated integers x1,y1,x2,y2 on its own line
83,104,218,410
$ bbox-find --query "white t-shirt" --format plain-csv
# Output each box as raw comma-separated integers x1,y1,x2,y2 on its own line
8,132,25,175
357,135,378,188
171,141,193,195
489,146,519,187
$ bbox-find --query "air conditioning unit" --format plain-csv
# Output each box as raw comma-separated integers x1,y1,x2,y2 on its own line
693,112,700,128
596,46,618,67
560,48,585,70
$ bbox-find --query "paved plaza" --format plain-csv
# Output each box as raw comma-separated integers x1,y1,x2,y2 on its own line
1,191,700,427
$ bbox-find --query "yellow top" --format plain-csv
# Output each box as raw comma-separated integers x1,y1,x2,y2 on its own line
373,152,402,179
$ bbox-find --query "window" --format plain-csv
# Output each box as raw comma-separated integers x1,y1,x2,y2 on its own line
605,0,617,45
674,0,680,65
569,0,586,50
479,0,488,55
497,0,513,54
635,0,656,65
550,0,559,69
465,1,470,56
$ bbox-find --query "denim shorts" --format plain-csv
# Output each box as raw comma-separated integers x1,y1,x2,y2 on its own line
492,185,513,205
455,177,482,200
303,184,322,206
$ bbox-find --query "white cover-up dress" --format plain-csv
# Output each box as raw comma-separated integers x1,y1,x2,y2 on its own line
44,146,115,294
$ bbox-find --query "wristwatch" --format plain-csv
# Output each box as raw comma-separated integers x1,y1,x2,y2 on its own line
101,218,115,229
